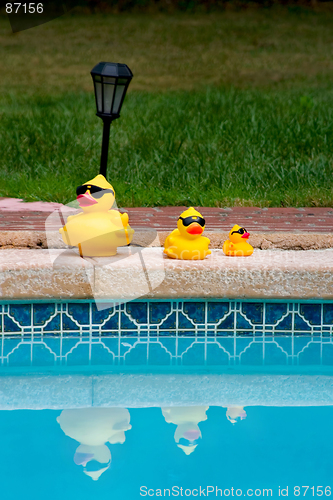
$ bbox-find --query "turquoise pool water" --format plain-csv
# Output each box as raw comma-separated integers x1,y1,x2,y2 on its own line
1,300,333,369
1,299,333,498
1,404,332,499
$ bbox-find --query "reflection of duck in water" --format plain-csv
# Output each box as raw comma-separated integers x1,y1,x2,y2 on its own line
162,406,209,455
225,406,247,424
57,408,131,480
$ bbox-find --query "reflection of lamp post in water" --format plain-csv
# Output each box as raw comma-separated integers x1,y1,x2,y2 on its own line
91,62,133,177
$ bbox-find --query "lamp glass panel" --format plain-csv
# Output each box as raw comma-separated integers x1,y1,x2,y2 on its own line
103,83,115,115
95,82,103,113
112,85,125,114
104,77,116,84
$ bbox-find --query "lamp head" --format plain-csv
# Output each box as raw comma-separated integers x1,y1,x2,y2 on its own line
91,62,133,120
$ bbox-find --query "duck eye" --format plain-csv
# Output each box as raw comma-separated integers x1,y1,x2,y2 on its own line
240,228,245,234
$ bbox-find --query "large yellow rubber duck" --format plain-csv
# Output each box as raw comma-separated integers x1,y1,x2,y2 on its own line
59,174,134,257
222,224,253,256
164,207,211,260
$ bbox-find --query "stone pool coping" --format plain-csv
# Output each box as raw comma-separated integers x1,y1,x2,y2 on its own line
1,230,333,250
1,373,333,409
1,247,333,300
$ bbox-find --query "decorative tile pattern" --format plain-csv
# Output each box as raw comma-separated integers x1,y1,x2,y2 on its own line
0,300,333,368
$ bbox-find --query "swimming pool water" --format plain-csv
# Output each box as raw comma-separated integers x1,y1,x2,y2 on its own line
1,405,332,500
1,299,333,498
1,299,333,369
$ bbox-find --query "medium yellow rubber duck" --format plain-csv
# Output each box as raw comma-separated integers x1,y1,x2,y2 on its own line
164,207,211,260
59,174,134,257
223,224,253,256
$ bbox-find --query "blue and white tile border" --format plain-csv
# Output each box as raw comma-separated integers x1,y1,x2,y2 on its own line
1,299,333,368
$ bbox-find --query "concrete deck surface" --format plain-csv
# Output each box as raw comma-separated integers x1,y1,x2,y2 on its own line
1,248,333,300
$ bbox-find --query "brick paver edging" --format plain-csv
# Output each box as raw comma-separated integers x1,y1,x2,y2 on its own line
1,205,333,232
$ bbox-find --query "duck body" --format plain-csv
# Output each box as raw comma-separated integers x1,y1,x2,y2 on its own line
164,228,211,260
163,207,211,260
61,209,133,257
223,224,253,257
59,174,134,257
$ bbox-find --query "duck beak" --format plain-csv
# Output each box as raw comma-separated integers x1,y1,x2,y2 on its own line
186,223,203,235
183,429,201,441
74,452,94,466
241,232,250,239
77,193,98,207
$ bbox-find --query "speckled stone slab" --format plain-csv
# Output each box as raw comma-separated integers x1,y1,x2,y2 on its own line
150,248,333,300
0,248,94,298
1,248,333,299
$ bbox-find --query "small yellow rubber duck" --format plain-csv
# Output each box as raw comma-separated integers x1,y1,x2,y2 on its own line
164,207,211,260
59,174,134,257
223,224,253,256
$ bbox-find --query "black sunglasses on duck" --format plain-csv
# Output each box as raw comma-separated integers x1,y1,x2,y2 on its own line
231,227,247,235
179,215,206,227
76,184,115,199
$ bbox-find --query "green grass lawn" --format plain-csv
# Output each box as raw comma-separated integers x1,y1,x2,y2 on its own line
1,8,333,207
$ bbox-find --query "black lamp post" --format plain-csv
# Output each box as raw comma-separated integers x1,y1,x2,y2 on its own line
91,62,133,177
